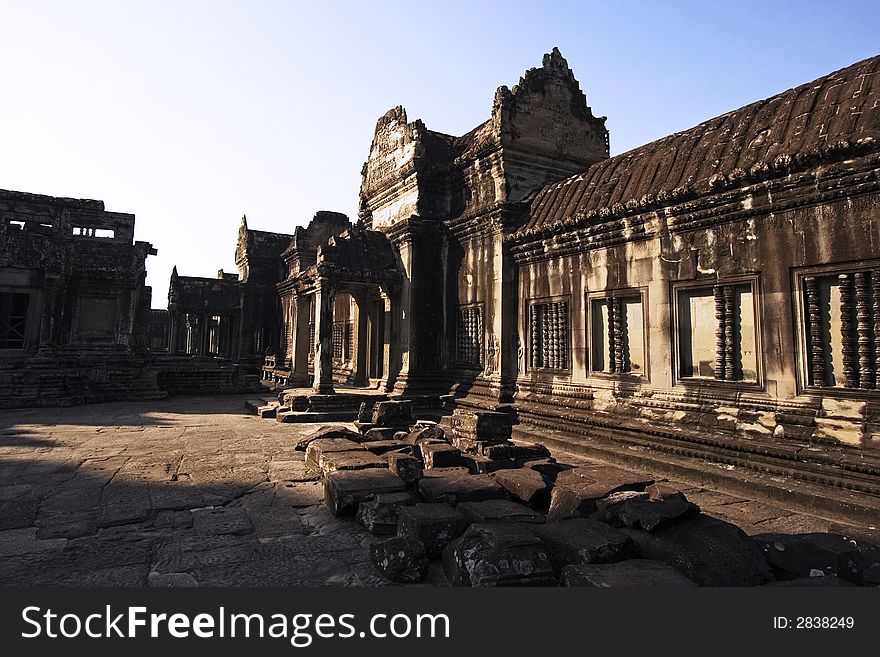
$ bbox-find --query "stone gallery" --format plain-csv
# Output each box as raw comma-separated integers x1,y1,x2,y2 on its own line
1,50,878,586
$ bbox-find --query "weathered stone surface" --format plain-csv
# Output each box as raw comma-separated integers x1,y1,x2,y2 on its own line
324,470,407,517
356,492,418,535
363,427,400,442
461,454,517,474
386,452,424,484
295,425,363,451
411,438,449,461
422,443,464,469
442,523,556,587
305,438,366,472
519,458,571,481
363,440,410,455
753,533,866,584
447,411,513,443
764,575,856,587
482,443,550,460
397,503,468,558
371,400,413,427
624,515,774,586
267,460,320,482
493,468,550,506
589,490,649,526
457,499,545,524
532,518,635,569
319,449,387,475
191,507,254,537
370,536,429,583
422,467,471,478
548,466,654,520
404,425,446,444
617,493,701,532
418,474,507,505
562,560,697,587
147,572,200,587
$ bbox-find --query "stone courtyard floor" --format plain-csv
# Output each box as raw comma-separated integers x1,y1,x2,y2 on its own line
0,394,873,586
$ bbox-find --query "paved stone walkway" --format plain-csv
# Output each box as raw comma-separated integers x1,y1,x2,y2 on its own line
0,394,870,586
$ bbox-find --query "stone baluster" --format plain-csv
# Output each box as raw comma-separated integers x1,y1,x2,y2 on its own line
855,271,872,389
611,297,624,373
723,286,736,380
607,299,617,373
803,277,825,387
838,273,857,388
713,286,726,380
873,270,880,389
530,305,539,369
558,302,568,370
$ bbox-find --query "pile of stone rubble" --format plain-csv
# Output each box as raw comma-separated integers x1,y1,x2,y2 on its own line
288,400,879,587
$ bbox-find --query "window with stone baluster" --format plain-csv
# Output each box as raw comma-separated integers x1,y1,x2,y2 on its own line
589,289,647,377
456,304,483,368
673,278,761,384
528,298,570,372
798,264,880,391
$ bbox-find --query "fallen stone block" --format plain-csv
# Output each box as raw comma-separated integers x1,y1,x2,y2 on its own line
532,518,635,570
371,536,429,583
623,515,774,586
482,443,550,460
356,492,418,535
319,450,388,476
411,438,449,461
363,440,411,455
562,560,697,587
589,490,649,526
418,474,507,505
451,436,483,454
548,466,654,520
295,426,362,451
422,443,464,469
386,452,424,484
448,410,513,443
461,454,517,474
457,499,545,524
244,399,268,415
372,400,414,427
403,425,446,444
753,533,866,584
442,523,556,587
397,503,468,558
324,470,407,517
305,438,366,473
617,493,700,533
422,467,471,478
363,427,400,442
493,468,551,507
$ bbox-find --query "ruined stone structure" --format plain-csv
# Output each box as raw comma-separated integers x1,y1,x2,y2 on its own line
0,189,159,407
235,50,880,504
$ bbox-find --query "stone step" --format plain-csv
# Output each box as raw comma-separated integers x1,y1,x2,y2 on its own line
244,398,268,414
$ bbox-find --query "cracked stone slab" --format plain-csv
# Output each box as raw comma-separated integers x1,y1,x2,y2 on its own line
268,460,320,482
0,528,67,557
563,560,697,587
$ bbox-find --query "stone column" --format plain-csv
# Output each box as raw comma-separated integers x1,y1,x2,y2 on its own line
291,293,312,386
378,287,395,392
351,291,370,387
169,311,179,355
312,278,335,394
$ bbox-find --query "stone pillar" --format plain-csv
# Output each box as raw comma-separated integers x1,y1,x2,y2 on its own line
291,293,312,386
202,312,211,356
351,292,370,387
312,278,335,394
169,311,179,355
378,287,395,392
37,282,57,356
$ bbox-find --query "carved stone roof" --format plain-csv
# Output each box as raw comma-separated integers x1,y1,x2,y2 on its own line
520,55,880,237
318,225,401,282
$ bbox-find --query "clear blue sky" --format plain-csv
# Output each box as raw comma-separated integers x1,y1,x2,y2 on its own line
1,0,878,308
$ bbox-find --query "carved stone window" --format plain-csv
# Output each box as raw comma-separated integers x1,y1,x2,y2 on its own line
802,268,879,389
529,299,569,371
0,292,30,349
590,292,645,376
456,305,483,368
332,320,354,361
676,281,758,382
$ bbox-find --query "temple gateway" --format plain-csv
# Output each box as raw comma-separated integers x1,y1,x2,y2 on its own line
2,49,879,513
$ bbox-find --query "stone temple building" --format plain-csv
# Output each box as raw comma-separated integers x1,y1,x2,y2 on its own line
2,49,878,504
